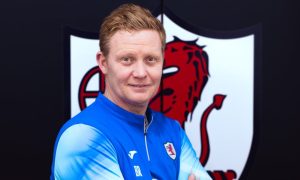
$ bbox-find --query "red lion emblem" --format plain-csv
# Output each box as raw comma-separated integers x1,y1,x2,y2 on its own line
150,37,236,180
150,36,210,124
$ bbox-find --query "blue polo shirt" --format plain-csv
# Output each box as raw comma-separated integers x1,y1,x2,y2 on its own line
51,93,211,180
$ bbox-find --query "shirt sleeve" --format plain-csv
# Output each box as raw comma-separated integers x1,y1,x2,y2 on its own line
52,124,124,180
178,128,212,180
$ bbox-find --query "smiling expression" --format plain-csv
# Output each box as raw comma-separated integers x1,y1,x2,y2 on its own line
97,30,163,114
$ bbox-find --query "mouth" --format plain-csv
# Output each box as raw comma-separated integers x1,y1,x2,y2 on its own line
128,84,150,88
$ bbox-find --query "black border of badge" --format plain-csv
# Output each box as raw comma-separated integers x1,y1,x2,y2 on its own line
64,6,262,180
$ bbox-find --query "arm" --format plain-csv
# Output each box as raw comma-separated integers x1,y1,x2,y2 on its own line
51,124,124,180
178,129,212,180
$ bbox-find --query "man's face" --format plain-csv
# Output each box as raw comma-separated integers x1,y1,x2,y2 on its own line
98,30,163,113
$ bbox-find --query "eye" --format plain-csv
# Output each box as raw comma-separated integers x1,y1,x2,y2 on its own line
145,56,159,64
120,56,133,65
147,57,155,61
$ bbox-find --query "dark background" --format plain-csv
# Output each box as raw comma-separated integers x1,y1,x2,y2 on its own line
1,0,299,179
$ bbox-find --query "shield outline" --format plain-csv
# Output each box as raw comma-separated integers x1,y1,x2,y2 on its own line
63,7,262,179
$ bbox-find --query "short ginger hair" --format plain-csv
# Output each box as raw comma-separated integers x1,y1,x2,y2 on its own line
99,3,166,56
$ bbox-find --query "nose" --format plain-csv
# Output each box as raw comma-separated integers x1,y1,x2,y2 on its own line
132,61,147,78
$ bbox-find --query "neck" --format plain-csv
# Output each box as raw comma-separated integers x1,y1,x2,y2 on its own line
103,91,148,115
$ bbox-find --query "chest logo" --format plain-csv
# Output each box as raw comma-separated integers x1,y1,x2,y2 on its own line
164,142,176,160
128,150,137,159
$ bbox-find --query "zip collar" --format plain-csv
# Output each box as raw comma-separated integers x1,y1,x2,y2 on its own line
96,93,154,127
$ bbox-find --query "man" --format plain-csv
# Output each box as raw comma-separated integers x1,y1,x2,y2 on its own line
51,3,211,180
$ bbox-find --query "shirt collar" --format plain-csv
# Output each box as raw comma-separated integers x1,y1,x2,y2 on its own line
95,93,153,126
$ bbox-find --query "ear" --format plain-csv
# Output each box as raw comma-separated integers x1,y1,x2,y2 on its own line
96,51,107,74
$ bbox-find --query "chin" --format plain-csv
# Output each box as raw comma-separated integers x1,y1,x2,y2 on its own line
128,96,151,106
132,97,150,105
126,89,156,104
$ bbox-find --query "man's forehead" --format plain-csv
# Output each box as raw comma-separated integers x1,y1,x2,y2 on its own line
108,30,163,52
110,30,160,41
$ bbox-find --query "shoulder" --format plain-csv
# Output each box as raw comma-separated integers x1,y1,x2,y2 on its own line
53,99,117,155
55,124,116,157
57,101,109,137
52,124,123,179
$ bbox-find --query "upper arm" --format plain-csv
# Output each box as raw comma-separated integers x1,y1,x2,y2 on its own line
52,124,124,180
